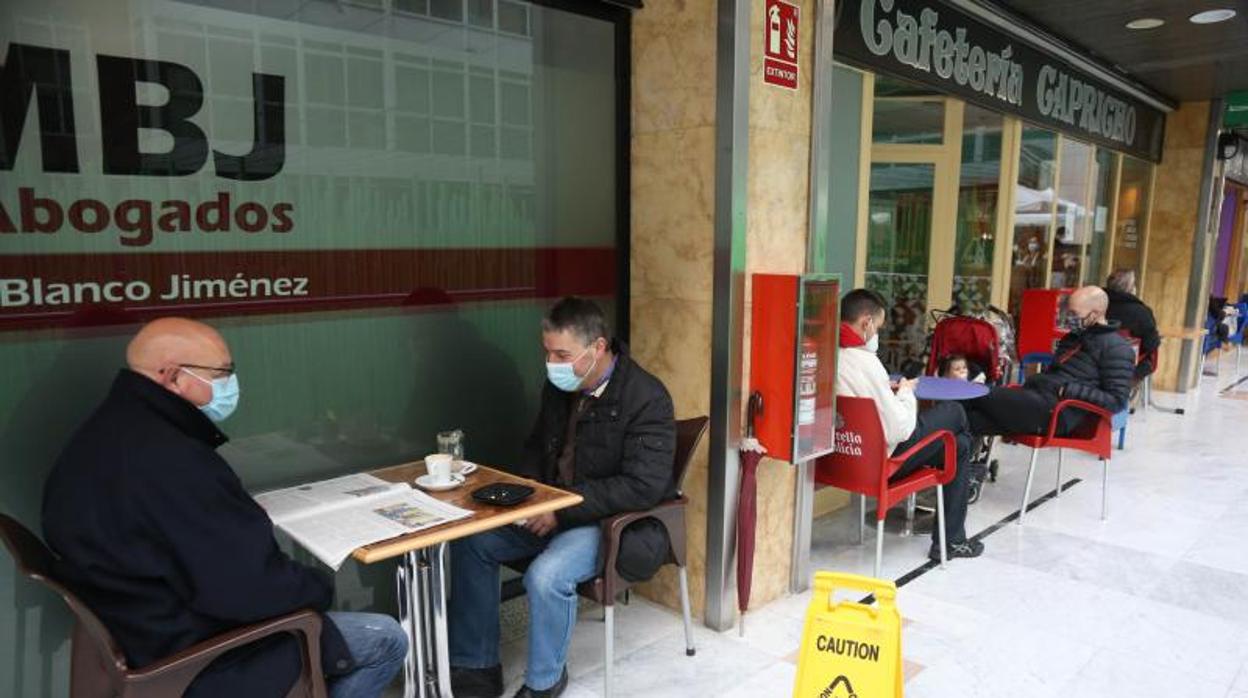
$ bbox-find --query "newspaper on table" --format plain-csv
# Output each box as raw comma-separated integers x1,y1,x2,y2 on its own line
255,473,472,569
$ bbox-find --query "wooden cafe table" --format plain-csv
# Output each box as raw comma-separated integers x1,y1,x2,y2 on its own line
355,462,582,698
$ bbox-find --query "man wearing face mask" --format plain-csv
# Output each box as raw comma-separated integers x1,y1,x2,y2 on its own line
449,297,675,698
835,289,982,561
963,286,1135,437
42,317,407,697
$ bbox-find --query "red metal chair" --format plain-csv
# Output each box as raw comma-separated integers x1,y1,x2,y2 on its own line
1004,399,1113,525
814,396,957,578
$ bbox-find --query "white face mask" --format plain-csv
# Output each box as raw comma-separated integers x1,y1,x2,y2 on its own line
865,333,880,353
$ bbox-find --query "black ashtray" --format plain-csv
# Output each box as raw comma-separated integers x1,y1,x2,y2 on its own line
471,483,535,507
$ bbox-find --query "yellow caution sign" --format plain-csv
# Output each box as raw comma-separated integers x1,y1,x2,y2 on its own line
792,572,903,698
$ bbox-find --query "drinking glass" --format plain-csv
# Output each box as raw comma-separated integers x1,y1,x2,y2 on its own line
436,429,464,461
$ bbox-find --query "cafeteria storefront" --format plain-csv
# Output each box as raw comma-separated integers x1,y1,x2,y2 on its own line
794,0,1174,592
812,0,1173,369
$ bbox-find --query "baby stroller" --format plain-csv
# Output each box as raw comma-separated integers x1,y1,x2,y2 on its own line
922,305,1018,503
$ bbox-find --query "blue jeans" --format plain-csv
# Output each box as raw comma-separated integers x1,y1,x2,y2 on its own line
449,525,601,691
326,612,408,698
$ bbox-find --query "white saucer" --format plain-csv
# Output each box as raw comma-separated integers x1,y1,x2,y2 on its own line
415,473,465,492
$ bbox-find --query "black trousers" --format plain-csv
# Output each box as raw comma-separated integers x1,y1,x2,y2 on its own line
889,401,973,546
963,386,1061,436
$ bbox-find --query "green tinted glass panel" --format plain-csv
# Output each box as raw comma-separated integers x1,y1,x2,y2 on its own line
1010,127,1058,317
1052,138,1095,289
867,163,935,368
954,105,1003,313
871,76,944,145
1112,156,1153,285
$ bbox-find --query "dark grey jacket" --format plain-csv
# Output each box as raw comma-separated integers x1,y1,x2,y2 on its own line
520,342,676,580
1105,287,1161,379
1026,322,1136,418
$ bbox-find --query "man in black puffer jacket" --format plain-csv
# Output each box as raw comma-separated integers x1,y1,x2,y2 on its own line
965,286,1135,437
1104,269,1160,380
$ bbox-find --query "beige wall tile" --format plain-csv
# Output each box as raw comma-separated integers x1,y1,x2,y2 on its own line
1143,101,1210,391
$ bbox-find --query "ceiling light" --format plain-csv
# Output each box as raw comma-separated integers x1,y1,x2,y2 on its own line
1189,9,1237,24
1126,17,1165,29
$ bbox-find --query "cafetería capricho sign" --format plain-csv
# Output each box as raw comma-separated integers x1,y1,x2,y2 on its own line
835,0,1170,162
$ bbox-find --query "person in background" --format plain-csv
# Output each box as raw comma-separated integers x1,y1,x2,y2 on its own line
42,318,407,698
1104,269,1160,381
836,289,983,561
964,286,1135,437
448,297,676,698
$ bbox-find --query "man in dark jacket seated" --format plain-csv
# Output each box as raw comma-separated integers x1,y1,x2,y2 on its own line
964,286,1135,437
448,297,676,698
1104,269,1160,381
42,318,407,698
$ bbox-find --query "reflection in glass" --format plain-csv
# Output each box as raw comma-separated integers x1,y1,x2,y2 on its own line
795,276,841,462
867,163,935,369
1112,156,1153,285
1052,138,1094,289
953,105,1003,313
1084,149,1117,286
872,76,944,145
1010,128,1058,317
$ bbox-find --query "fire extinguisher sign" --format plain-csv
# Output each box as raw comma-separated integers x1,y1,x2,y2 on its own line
764,0,799,90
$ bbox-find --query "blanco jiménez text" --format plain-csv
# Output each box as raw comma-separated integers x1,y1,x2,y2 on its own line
0,273,310,308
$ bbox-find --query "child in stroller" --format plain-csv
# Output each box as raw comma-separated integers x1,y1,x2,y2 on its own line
923,306,1017,503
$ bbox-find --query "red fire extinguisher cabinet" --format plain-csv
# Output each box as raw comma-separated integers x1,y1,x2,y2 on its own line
750,273,840,463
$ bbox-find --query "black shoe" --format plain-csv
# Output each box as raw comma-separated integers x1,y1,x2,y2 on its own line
452,665,504,698
929,539,984,561
512,667,568,698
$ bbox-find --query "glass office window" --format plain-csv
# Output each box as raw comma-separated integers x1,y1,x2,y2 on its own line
0,1,625,693
953,105,1004,312
1112,156,1154,284
1010,127,1059,316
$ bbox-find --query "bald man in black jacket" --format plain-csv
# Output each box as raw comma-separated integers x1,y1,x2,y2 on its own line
43,318,406,698
965,286,1136,437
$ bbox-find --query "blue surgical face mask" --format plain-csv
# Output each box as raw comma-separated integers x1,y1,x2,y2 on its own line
182,368,240,422
865,333,880,353
546,346,597,392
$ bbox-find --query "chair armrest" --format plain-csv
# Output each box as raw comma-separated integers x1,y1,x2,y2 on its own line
886,429,957,487
597,498,687,600
1046,399,1112,439
127,609,325,694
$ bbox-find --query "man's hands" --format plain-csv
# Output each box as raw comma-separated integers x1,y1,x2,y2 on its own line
524,512,558,537
895,377,918,393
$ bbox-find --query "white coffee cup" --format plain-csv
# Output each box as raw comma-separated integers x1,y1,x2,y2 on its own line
425,454,454,485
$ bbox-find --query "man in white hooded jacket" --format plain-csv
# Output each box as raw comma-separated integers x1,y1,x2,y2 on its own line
835,289,983,561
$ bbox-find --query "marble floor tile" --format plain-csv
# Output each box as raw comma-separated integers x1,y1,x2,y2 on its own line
718,659,796,698
904,620,1093,698
1182,527,1248,576
1147,561,1248,627
1110,597,1248,686
1056,647,1231,698
568,626,777,698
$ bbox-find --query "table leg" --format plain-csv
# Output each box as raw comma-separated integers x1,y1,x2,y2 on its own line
429,543,454,698
397,551,430,698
